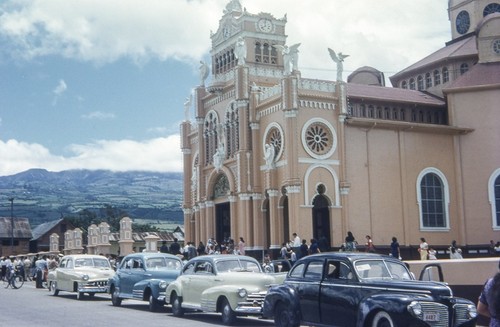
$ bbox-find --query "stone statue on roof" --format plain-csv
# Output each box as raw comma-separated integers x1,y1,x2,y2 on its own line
328,48,349,81
223,0,242,14
274,43,301,75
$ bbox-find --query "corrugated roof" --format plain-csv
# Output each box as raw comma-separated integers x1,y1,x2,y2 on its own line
347,83,445,106
0,217,33,239
390,36,478,80
31,219,63,240
445,62,500,90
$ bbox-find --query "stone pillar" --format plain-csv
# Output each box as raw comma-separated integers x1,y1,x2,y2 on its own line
63,230,72,255
268,189,280,249
119,217,134,256
97,222,111,255
205,202,215,243
73,228,84,254
50,233,59,253
144,234,160,252
87,224,98,255
252,193,264,250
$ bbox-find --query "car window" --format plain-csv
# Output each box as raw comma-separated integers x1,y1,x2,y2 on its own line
195,261,214,274
75,258,94,267
238,259,261,272
59,259,67,268
355,260,391,280
182,262,196,275
304,261,323,280
146,257,182,270
94,258,111,268
325,260,354,280
385,261,412,280
289,262,305,278
126,258,144,269
66,259,73,269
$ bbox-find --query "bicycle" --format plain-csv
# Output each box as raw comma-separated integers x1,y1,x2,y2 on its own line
3,265,25,289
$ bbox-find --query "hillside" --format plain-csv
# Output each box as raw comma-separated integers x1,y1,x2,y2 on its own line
0,169,184,227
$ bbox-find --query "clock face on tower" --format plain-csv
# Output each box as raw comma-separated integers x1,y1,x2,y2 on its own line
257,18,273,33
456,10,470,35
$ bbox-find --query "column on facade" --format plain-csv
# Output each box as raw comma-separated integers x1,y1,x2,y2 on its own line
87,224,98,255
251,193,264,251
73,228,83,254
238,193,253,249
49,233,59,253
97,222,111,255
337,82,350,240
63,230,72,255
281,75,302,234
119,217,134,256
229,195,238,242
267,189,281,249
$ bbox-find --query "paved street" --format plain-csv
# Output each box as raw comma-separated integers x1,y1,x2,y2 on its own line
1,281,275,327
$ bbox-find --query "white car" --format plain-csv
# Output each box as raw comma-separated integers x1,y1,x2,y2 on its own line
47,254,115,300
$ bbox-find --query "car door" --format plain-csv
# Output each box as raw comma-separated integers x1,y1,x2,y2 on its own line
56,258,70,291
119,256,144,296
295,259,323,324
320,259,359,326
184,261,216,310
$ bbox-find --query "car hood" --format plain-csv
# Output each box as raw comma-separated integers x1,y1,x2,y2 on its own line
363,279,452,298
218,271,282,286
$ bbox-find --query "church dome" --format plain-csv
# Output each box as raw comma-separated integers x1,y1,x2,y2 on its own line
347,66,385,86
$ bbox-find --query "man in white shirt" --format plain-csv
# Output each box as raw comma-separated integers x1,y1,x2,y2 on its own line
292,233,301,259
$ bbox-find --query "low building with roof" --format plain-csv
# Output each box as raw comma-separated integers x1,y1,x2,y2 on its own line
29,218,74,254
0,217,33,257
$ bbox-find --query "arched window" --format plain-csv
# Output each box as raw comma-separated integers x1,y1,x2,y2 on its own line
483,3,500,16
417,75,424,90
255,42,262,63
409,78,415,90
489,169,500,229
433,70,441,85
425,73,432,88
460,63,469,75
401,80,407,89
203,111,219,166
442,67,449,83
417,169,450,230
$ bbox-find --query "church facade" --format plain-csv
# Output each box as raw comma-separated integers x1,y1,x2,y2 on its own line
180,0,500,258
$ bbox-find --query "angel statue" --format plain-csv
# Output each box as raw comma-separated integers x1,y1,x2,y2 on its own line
235,37,247,65
274,43,301,75
264,143,276,170
199,60,209,86
328,48,349,81
183,94,192,121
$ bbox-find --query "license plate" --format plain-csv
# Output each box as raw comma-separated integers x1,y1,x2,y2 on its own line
423,312,440,321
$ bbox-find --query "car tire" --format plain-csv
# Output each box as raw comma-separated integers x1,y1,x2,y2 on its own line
220,298,237,326
49,281,59,296
274,301,299,327
111,288,122,307
171,293,184,317
149,294,161,312
76,291,84,300
371,311,395,327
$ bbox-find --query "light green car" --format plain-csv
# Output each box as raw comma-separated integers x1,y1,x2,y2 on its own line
165,254,286,325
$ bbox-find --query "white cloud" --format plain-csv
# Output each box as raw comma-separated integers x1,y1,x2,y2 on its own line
0,0,449,77
52,79,67,105
81,111,116,120
0,136,182,176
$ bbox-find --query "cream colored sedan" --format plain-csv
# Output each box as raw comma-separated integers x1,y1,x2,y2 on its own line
47,254,115,300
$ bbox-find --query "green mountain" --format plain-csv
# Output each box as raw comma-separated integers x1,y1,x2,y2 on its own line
0,169,184,227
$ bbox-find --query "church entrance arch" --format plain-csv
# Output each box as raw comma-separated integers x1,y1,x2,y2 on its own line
213,174,231,243
312,184,331,251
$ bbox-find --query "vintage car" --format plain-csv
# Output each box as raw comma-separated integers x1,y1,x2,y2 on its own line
165,254,285,325
263,252,478,327
108,252,182,311
47,254,115,300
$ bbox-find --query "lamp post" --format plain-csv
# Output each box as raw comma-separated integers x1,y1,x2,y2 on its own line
8,197,14,254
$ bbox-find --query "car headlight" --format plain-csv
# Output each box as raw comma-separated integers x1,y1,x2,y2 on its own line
81,274,89,281
407,301,422,317
159,281,167,289
467,304,478,319
238,288,248,298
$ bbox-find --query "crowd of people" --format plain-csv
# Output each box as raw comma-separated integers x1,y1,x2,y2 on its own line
159,236,247,260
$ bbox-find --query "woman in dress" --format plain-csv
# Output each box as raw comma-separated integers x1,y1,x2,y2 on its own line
418,237,429,260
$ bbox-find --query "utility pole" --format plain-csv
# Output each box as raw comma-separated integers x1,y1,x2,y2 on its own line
8,197,14,255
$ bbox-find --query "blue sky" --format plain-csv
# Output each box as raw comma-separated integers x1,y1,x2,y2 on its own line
0,0,450,176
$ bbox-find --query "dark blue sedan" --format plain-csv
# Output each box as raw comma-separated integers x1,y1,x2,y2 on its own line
263,252,477,327
108,252,182,311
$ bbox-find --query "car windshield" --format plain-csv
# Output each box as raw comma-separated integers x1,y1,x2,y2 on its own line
354,259,412,281
216,259,262,273
146,257,182,270
74,257,111,269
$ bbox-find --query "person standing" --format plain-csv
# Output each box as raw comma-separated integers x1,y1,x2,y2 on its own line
292,233,301,258
300,239,309,258
365,235,375,253
418,238,429,260
449,240,463,259
160,241,169,253
197,241,206,256
390,237,401,259
345,231,356,252
169,238,181,256
35,255,48,288
309,238,320,255
238,237,245,255
477,264,500,326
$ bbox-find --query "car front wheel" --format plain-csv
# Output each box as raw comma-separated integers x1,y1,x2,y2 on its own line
220,298,237,326
171,293,184,317
149,294,161,312
111,288,122,306
371,311,394,327
49,281,59,296
274,301,299,327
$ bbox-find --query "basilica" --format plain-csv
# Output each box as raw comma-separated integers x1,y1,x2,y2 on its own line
180,0,500,258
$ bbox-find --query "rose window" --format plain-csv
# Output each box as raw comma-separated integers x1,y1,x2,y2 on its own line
305,122,332,155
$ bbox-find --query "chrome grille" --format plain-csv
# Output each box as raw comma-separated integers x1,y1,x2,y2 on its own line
238,291,267,308
418,302,449,327
453,303,472,326
87,281,108,287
